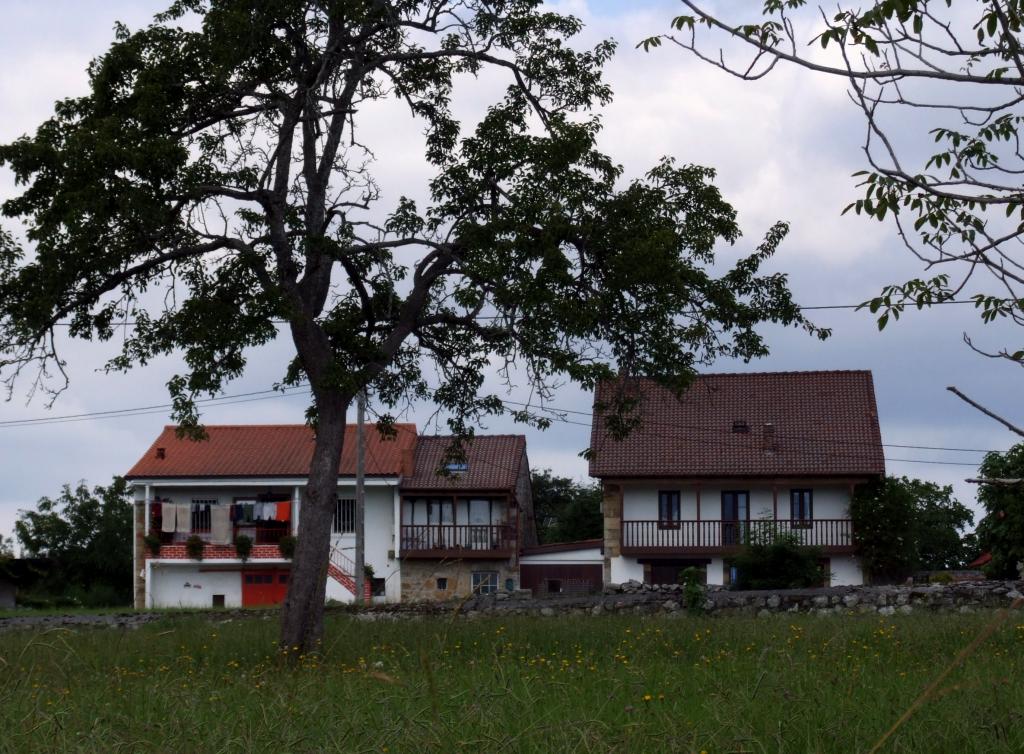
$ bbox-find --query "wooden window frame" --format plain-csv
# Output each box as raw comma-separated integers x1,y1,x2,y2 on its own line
657,490,681,530
471,570,499,594
790,489,813,529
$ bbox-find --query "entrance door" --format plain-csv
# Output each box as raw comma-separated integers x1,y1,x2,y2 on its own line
721,491,750,546
242,570,290,606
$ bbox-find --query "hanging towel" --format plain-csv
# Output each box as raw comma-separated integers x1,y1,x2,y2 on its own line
211,505,231,545
160,502,175,533
175,503,192,533
276,501,291,522
263,502,275,521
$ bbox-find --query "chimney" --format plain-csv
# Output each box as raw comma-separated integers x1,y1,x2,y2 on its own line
155,447,166,460
761,423,776,453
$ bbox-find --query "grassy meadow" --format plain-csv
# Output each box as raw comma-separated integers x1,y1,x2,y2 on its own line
1,610,1022,753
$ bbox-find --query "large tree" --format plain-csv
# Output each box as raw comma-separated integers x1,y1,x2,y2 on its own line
851,475,974,582
15,477,133,606
644,1,1024,365
0,1,821,653
976,443,1024,578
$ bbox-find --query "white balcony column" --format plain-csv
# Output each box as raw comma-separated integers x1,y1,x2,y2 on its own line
392,487,401,557
292,485,301,533
144,484,152,533
144,560,153,609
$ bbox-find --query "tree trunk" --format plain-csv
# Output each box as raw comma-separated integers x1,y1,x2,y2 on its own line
279,394,348,656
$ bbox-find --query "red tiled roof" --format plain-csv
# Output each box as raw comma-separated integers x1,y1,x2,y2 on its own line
403,435,527,491
589,371,885,479
125,424,417,478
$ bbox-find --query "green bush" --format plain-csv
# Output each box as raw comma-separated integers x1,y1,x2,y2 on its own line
234,535,253,562
930,572,953,585
677,566,705,613
185,535,205,561
143,533,161,557
731,531,825,590
278,535,296,560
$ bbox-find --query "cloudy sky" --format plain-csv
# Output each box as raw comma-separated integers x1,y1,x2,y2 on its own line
0,1,1020,546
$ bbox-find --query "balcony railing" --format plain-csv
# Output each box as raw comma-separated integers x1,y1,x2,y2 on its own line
622,519,854,553
400,524,515,556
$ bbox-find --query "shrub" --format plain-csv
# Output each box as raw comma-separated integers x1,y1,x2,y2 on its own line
143,533,161,557
364,563,375,580
278,535,296,559
234,535,253,563
731,531,825,590
930,572,953,584
677,566,705,614
185,535,205,561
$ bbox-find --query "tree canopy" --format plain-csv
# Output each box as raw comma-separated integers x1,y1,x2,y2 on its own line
976,443,1024,578
851,475,974,582
15,476,132,606
530,469,602,545
645,1,1024,366
0,1,821,651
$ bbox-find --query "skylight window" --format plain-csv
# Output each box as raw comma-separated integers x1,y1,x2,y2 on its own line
445,462,469,473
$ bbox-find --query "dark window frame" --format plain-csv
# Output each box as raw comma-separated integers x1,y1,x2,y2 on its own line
790,489,814,528
658,490,681,529
333,497,356,534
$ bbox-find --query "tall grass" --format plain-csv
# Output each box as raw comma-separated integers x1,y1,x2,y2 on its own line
1,611,1022,752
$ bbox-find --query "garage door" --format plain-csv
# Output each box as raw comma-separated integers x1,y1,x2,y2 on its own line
520,564,602,596
242,570,289,606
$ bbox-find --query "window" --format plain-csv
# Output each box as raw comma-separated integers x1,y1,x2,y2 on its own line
472,571,499,594
191,499,216,532
333,498,355,534
546,579,562,594
445,462,469,474
212,594,225,608
790,490,813,528
436,577,448,591
658,490,681,529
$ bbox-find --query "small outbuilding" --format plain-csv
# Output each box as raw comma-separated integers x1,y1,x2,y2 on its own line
519,540,604,596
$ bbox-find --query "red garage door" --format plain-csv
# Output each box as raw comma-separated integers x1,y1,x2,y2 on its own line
520,564,602,596
242,570,289,606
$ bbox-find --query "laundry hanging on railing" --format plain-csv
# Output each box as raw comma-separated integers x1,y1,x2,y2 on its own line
160,502,174,533
230,500,289,524
210,505,231,545
175,503,192,534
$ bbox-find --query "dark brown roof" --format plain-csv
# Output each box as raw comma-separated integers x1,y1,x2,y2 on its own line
521,539,603,556
589,371,884,479
125,424,416,479
403,435,527,491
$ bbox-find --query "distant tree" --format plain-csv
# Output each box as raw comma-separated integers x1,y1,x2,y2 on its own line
0,533,13,559
531,469,602,544
15,476,132,606
976,443,1024,579
851,476,974,582
645,1,1024,364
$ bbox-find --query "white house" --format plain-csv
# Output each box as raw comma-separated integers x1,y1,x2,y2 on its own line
589,371,886,587
127,424,536,608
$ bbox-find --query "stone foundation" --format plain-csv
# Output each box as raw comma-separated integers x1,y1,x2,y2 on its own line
399,558,517,601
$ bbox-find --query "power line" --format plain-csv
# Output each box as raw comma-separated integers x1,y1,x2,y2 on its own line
41,297,984,329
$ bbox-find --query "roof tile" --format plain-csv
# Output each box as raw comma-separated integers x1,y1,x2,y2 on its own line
589,371,885,479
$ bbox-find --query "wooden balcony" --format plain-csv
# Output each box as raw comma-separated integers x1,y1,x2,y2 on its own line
621,519,855,556
400,524,516,559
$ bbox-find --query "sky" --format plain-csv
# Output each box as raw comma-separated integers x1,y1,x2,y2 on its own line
0,1,1021,547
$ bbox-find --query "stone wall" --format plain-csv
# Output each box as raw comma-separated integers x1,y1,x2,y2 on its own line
399,558,517,601
352,579,1024,619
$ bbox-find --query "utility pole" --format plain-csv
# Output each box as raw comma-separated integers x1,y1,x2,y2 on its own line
354,390,367,605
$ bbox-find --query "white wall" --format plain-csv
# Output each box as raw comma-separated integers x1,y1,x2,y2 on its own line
150,564,242,608
609,555,644,584
621,482,852,521
830,556,864,586
332,484,400,603
520,548,603,565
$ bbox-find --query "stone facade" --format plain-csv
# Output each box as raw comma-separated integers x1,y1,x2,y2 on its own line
399,557,517,601
601,483,622,583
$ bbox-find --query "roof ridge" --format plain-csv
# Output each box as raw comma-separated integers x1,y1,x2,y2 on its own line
160,423,418,430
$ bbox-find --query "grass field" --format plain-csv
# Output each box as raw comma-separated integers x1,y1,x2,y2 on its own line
1,609,1022,753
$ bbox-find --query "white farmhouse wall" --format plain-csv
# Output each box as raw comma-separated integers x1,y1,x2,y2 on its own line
150,564,242,608
609,556,644,584
830,556,863,586
332,484,400,603
520,548,603,565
